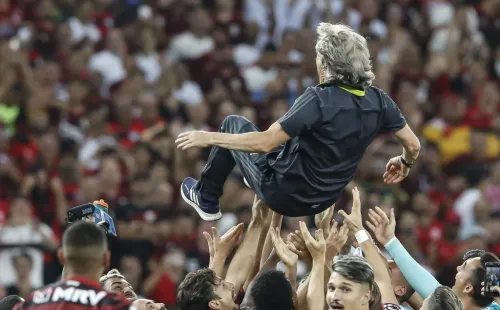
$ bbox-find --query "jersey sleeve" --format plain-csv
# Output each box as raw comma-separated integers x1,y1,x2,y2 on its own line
381,91,407,132
278,87,322,138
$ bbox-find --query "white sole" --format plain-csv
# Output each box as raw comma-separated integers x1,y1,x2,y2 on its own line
243,178,250,188
180,187,222,221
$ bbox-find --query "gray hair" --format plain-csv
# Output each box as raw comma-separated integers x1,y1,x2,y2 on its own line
315,23,375,88
99,268,126,285
427,286,464,310
332,255,374,285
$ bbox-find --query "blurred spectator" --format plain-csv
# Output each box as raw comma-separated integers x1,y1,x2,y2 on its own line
0,0,497,306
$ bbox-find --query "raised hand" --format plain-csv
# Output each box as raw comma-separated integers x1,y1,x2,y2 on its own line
338,187,363,232
325,221,350,261
299,221,326,261
383,156,410,184
251,195,270,226
365,207,396,245
315,204,335,238
175,131,212,150
203,223,245,260
287,231,312,265
270,227,298,267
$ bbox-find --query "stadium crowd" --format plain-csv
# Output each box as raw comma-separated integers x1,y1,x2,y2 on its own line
0,0,499,309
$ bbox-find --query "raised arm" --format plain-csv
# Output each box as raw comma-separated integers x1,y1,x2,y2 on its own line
203,224,245,277
340,188,399,305
224,196,268,294
365,207,440,298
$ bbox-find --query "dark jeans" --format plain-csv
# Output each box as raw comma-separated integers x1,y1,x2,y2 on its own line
196,115,268,203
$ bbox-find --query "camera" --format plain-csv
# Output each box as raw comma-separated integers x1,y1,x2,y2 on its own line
66,200,117,236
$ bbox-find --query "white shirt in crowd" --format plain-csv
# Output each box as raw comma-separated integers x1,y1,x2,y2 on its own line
0,222,55,288
167,32,214,62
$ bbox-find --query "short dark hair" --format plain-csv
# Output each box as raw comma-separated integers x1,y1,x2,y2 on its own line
63,221,107,249
0,295,24,310
427,286,463,310
463,249,485,261
62,222,108,273
470,252,499,307
249,270,293,310
177,268,218,310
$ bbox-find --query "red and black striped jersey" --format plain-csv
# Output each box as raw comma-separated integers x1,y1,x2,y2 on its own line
23,277,136,310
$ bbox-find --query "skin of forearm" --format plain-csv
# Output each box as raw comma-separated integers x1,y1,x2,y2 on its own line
225,222,264,293
210,253,228,277
244,227,270,290
359,239,398,304
402,146,419,163
209,132,272,153
307,258,326,310
296,275,310,310
260,213,283,268
285,262,297,290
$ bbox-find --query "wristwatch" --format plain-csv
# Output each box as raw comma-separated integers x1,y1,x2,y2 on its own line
400,156,414,168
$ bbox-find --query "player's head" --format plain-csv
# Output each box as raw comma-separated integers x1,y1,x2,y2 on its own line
132,299,166,310
100,269,137,300
177,268,237,310
387,260,415,304
315,23,374,88
58,221,110,280
421,286,463,310
0,295,24,310
240,270,294,310
463,249,485,260
453,251,499,307
327,255,377,310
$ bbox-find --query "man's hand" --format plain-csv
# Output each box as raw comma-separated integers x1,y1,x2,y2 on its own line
299,221,326,261
203,224,245,261
339,187,363,233
365,207,396,245
325,221,349,261
251,195,269,226
383,156,410,184
175,131,212,150
315,204,334,238
270,227,298,267
287,231,313,265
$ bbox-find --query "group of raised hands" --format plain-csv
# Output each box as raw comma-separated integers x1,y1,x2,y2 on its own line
200,188,400,310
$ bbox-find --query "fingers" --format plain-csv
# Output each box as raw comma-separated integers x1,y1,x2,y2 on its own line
211,227,219,241
315,229,325,243
338,210,352,226
368,208,384,225
351,187,360,212
203,231,213,244
365,220,376,233
374,207,390,223
299,221,315,245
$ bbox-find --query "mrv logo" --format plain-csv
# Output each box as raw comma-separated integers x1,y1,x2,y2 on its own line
33,286,107,306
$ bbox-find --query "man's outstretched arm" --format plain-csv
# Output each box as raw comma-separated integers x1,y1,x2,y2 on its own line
224,196,268,294
176,88,321,152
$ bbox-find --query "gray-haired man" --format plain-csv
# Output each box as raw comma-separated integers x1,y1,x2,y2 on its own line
175,23,420,220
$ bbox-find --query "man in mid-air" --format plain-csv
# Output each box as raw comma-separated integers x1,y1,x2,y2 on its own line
175,23,420,221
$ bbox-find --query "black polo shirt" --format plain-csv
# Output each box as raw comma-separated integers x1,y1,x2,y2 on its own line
265,82,406,216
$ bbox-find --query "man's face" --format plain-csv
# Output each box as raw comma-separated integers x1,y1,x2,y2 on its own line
454,257,481,296
326,272,371,310
211,277,237,310
103,277,137,299
132,299,166,310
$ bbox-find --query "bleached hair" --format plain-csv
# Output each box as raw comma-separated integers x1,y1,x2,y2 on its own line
99,268,126,285
315,23,375,88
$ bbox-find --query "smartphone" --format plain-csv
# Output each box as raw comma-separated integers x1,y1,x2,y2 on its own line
484,262,500,297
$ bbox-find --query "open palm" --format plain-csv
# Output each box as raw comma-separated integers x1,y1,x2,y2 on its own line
270,227,298,267
365,207,396,245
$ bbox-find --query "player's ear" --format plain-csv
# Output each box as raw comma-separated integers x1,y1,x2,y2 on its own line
103,250,111,270
57,248,65,265
208,300,221,309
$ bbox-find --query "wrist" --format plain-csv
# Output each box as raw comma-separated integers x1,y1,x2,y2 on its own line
207,132,216,145
355,230,370,245
383,236,397,248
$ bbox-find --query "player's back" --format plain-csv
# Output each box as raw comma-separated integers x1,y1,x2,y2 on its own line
23,277,134,310
268,82,406,216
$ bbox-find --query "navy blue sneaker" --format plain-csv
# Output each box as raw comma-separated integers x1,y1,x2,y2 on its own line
180,177,222,221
